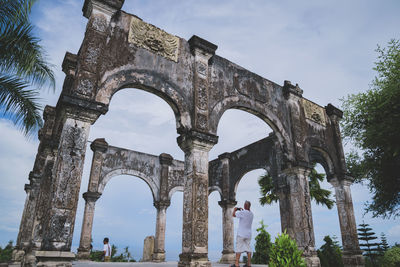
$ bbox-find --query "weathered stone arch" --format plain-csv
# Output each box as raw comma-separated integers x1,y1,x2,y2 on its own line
307,145,336,180
168,186,184,200
98,169,159,201
209,100,292,156
13,1,363,266
96,68,192,130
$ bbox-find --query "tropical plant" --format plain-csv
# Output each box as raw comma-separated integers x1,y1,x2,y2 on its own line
259,164,335,209
269,231,307,267
0,241,14,263
380,247,400,267
380,233,390,252
0,0,55,136
251,220,272,264
317,235,344,267
358,223,381,266
341,39,400,218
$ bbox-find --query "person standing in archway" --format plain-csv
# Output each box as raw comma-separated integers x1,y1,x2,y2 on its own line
232,200,254,267
103,237,111,262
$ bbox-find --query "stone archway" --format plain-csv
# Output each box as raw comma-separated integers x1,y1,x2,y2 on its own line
13,1,363,266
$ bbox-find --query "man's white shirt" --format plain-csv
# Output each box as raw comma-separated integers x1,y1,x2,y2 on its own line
236,209,254,238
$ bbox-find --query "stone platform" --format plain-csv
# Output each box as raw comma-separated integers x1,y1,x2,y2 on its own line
72,262,268,267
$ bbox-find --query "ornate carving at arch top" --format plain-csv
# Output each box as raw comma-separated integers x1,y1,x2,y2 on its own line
128,16,180,62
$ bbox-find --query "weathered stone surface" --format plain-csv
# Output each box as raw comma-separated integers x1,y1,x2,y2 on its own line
142,236,155,262
15,2,362,267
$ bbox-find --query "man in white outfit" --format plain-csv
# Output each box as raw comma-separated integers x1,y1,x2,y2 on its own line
232,200,254,267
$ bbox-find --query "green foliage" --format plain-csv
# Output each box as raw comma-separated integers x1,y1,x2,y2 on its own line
341,39,400,218
380,233,390,252
358,223,381,266
0,0,55,136
251,220,272,264
259,164,334,209
269,232,307,267
317,236,344,267
0,241,14,263
89,250,104,262
380,247,400,267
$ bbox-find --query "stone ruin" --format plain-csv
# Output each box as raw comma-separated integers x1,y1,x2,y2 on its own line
11,0,365,266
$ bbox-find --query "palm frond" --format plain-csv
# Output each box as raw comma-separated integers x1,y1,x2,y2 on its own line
0,74,43,136
0,21,55,90
0,0,37,27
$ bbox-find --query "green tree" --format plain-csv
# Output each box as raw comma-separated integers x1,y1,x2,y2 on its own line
358,223,380,266
381,247,400,267
0,0,55,136
341,39,400,218
251,220,272,264
380,233,390,252
0,241,14,263
259,164,335,209
269,231,307,267
317,235,344,267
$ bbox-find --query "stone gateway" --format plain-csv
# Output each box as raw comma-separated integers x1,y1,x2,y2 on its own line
12,1,364,267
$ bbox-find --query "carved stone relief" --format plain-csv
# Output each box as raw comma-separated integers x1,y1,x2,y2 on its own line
128,16,180,62
302,98,327,126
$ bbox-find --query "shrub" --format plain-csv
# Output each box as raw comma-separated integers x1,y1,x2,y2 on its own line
269,232,307,267
317,236,344,267
252,220,272,264
380,247,400,267
0,241,14,263
89,250,104,262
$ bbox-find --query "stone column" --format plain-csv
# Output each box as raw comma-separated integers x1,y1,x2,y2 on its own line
277,166,320,267
77,138,108,259
330,178,364,267
153,200,170,262
218,200,236,263
177,131,218,267
77,192,102,259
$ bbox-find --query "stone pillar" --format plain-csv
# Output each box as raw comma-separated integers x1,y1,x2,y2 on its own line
218,200,236,263
177,131,218,267
77,138,108,259
330,178,364,267
153,200,170,262
77,192,101,260
277,166,320,267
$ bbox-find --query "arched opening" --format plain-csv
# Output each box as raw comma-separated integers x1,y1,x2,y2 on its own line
234,169,281,261
309,163,341,250
209,109,277,262
73,88,184,259
208,190,223,261
165,191,183,261
91,175,155,261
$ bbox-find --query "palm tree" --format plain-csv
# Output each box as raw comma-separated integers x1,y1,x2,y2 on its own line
0,0,55,136
258,163,335,209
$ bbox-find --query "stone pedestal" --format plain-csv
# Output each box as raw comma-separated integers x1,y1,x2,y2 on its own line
177,131,217,267
218,200,236,264
35,251,75,267
142,236,155,262
278,166,321,267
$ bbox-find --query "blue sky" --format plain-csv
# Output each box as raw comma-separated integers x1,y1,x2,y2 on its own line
1,0,400,262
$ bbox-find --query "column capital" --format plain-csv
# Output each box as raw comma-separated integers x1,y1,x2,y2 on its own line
154,200,171,210
83,191,102,202
177,130,218,152
188,35,218,58
62,52,78,75
82,0,124,19
283,80,303,99
325,103,343,120
90,138,108,153
159,153,173,166
58,94,108,123
218,200,237,208
330,176,354,187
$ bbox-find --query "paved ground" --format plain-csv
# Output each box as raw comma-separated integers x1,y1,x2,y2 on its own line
73,261,268,267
